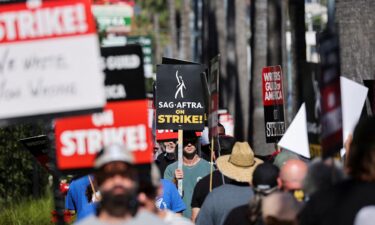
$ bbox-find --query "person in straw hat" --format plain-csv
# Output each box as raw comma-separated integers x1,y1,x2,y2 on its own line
191,135,236,222
195,142,263,225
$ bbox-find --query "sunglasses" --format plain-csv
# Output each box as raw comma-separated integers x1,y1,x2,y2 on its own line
183,138,197,146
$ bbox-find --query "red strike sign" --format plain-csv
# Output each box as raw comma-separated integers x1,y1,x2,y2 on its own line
0,0,95,44
55,100,153,170
262,66,284,106
156,129,202,141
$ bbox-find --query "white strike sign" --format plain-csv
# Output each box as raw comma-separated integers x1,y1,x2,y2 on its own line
0,0,105,122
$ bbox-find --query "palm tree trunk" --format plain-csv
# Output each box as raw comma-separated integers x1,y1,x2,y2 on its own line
168,0,178,58
251,0,275,155
235,0,250,140
153,13,161,64
181,0,192,60
225,0,240,139
289,0,306,119
215,0,227,102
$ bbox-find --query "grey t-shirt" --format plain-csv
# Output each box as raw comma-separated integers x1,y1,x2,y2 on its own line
74,215,130,225
195,184,254,225
132,211,168,225
75,211,167,225
164,158,211,218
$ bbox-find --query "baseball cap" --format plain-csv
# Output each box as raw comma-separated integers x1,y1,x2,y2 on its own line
252,162,279,191
95,144,134,169
273,149,300,169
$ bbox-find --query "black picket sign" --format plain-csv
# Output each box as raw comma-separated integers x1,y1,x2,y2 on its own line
101,44,145,102
156,64,206,130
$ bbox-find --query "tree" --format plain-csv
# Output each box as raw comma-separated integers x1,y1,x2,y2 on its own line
0,123,48,206
251,0,274,155
289,0,306,113
168,0,178,58
180,0,192,60
235,0,250,140
215,0,227,92
153,13,161,64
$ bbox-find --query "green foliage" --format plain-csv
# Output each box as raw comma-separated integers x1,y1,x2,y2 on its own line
0,193,56,225
0,123,49,206
0,193,76,225
133,0,173,58
312,15,323,31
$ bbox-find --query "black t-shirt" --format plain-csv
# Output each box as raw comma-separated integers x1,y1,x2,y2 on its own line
299,179,375,225
155,153,176,176
223,204,265,225
223,204,250,225
224,202,266,225
191,170,231,208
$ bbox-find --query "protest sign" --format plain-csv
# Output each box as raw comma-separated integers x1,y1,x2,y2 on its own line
278,103,310,158
218,109,234,136
156,64,206,130
162,57,201,65
318,30,342,158
157,58,205,196
262,65,285,143
101,44,145,101
161,57,209,119
126,36,153,78
55,44,151,171
156,129,178,141
301,63,322,157
208,55,220,139
0,0,106,125
92,3,133,35
55,100,153,171
340,77,368,156
156,129,202,141
208,55,220,191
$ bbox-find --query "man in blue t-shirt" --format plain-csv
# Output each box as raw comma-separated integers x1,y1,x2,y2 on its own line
65,175,93,221
156,179,186,213
78,178,186,220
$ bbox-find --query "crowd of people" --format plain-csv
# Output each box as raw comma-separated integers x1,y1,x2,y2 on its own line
65,116,375,225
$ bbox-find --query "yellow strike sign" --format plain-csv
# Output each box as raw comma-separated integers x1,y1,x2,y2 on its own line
158,115,203,124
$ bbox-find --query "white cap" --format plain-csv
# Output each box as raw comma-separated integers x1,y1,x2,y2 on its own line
95,144,134,169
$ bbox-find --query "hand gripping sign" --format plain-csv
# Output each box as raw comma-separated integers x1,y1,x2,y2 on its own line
156,61,205,196
0,0,106,125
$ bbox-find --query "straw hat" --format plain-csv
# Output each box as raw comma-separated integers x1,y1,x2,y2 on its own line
216,142,263,183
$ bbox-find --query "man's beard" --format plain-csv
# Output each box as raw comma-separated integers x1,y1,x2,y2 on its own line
100,186,138,217
183,148,197,160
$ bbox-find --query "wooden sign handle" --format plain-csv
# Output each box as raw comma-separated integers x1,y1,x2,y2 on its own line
209,136,214,192
177,129,183,196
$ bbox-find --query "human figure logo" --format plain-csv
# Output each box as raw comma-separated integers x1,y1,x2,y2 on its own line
174,70,186,99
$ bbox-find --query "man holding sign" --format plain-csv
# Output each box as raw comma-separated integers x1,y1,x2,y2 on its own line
156,60,208,219
163,131,210,219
